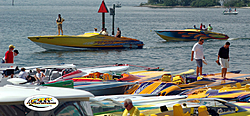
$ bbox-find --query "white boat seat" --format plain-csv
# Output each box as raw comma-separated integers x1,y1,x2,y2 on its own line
50,71,61,80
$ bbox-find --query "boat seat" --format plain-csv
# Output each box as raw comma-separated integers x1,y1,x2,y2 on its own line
88,73,94,78
246,84,250,88
44,69,51,77
236,82,241,89
103,73,112,80
172,75,185,84
173,104,190,116
161,74,172,82
51,71,61,80
198,105,209,116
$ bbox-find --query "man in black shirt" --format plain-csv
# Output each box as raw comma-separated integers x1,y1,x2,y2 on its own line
217,42,230,79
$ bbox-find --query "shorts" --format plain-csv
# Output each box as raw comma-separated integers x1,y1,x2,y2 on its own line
57,24,62,30
4,69,14,76
195,59,203,67
220,58,229,68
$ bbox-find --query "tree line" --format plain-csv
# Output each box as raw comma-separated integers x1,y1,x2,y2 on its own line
145,0,250,7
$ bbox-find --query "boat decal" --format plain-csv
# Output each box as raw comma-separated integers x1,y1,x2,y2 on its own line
48,37,54,39
82,42,95,45
24,95,59,111
94,41,115,44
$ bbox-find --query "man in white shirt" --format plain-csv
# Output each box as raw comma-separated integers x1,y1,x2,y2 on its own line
18,68,28,80
191,38,205,76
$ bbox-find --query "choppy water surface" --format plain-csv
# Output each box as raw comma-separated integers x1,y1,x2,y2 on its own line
0,0,249,74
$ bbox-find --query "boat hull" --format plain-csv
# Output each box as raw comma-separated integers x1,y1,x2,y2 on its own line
74,82,136,96
223,11,238,15
155,29,229,41
28,32,144,50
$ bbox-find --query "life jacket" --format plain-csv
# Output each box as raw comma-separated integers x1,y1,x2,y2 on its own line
57,18,62,22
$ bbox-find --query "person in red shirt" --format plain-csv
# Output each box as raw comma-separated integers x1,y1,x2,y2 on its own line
200,23,203,30
3,45,15,78
4,45,15,63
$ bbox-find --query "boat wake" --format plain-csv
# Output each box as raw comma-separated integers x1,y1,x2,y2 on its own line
227,38,250,40
227,38,239,40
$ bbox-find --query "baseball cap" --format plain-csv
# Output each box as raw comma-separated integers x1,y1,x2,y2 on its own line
9,45,15,49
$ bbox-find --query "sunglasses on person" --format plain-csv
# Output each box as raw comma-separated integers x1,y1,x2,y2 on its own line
125,104,129,107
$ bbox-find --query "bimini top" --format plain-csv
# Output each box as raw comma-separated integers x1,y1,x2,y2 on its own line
0,84,94,103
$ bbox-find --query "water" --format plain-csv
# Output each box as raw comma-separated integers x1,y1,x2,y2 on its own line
0,0,250,74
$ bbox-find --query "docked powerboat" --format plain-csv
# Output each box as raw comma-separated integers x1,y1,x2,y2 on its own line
0,82,94,116
155,29,229,41
28,32,144,50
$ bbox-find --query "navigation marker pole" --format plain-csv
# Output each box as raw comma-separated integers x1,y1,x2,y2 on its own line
110,4,115,35
98,0,109,30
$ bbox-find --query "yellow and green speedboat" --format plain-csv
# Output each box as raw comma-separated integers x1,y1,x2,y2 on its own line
28,32,144,50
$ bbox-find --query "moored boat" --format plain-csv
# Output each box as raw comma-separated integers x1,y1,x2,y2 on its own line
28,32,144,50
93,97,250,116
223,11,238,15
155,29,229,41
0,84,94,115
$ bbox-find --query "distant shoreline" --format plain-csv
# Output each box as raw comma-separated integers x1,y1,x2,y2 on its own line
138,5,250,9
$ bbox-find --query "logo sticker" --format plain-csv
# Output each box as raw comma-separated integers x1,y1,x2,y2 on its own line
24,95,59,111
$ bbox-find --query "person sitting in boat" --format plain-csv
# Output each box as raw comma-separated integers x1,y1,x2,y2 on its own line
229,7,232,12
18,68,28,80
34,68,45,85
202,25,207,31
193,25,197,29
207,24,213,31
200,23,203,30
122,99,140,116
115,27,121,37
99,28,104,34
94,28,98,33
101,28,108,36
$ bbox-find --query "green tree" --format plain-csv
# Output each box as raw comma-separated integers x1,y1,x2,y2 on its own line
191,0,217,7
148,0,159,4
180,0,192,6
163,0,177,6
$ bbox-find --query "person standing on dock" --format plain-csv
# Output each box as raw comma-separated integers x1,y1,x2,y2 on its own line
122,99,140,116
217,42,230,79
191,38,205,77
56,14,65,35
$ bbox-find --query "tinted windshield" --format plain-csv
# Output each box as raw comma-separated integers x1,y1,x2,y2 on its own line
0,101,93,116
